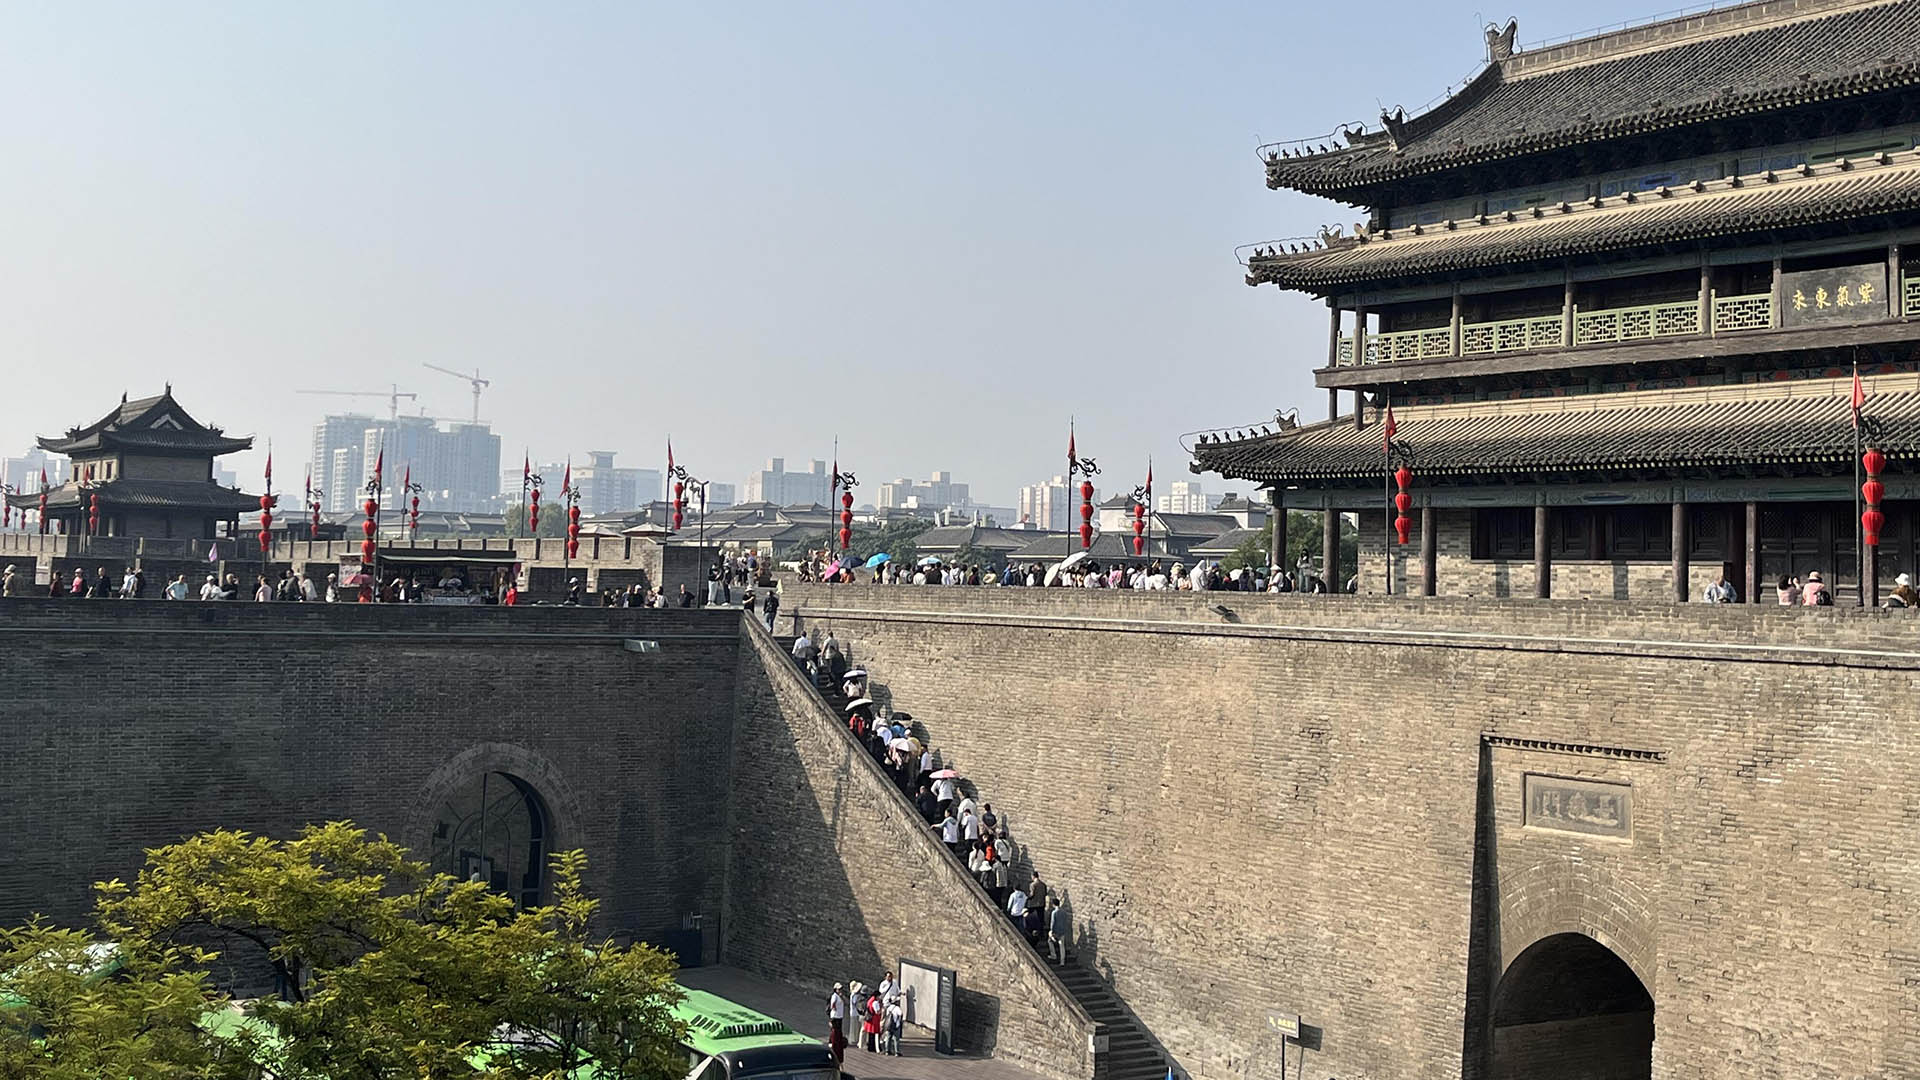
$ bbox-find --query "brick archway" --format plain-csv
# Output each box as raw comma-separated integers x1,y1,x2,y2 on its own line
1496,857,1656,994
404,742,591,873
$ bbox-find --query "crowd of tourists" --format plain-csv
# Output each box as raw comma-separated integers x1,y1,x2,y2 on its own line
797,547,1349,593
793,627,1073,1065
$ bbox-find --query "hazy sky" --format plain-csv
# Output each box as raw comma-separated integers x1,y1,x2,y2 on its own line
1,2,1606,508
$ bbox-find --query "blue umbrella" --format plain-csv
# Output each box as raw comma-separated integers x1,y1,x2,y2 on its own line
865,552,892,568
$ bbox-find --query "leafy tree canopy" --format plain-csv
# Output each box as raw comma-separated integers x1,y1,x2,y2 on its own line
2,823,685,1080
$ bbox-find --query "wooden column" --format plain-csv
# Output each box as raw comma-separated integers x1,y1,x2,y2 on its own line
1450,285,1463,356
1891,244,1904,319
1352,307,1369,432
1770,257,1784,329
1327,301,1343,367
1323,506,1340,594
1533,504,1551,599
1698,261,1713,336
1745,500,1760,603
1327,387,1339,422
1420,504,1437,596
1671,501,1689,602
1270,488,1287,579
1562,273,1575,346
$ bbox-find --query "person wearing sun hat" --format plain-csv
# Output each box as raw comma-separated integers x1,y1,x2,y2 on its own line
1889,572,1917,609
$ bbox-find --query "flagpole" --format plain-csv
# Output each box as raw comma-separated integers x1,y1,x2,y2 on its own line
1854,360,1863,607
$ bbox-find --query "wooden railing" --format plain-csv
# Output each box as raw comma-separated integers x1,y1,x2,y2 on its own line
1711,292,1773,334
1459,313,1563,356
1573,300,1698,345
1904,274,1920,318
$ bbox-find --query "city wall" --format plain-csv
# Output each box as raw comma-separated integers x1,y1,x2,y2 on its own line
782,583,1920,1080
0,600,742,961
727,623,1096,1079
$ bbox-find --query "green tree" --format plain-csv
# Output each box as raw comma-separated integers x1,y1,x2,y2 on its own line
2,823,686,1079
0,923,240,1080
795,516,936,566
501,500,569,539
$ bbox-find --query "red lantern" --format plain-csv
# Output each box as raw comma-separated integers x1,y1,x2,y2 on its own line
1392,465,1413,546
1079,480,1093,501
258,494,273,553
311,500,320,532
361,538,376,562
1863,448,1886,546
529,488,541,533
88,493,100,536
838,527,852,548
38,492,47,535
842,491,854,510
1079,522,1093,547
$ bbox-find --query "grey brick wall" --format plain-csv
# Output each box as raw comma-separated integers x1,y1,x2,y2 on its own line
782,583,1920,1080
0,599,741,963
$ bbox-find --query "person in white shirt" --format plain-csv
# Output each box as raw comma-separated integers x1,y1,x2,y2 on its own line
120,570,138,598
933,776,956,817
300,574,319,602
961,808,980,845
1006,886,1029,919
940,809,961,856
198,574,223,601
827,982,846,1041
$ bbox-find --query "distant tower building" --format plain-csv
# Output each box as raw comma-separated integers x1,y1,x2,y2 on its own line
1156,481,1213,515
311,413,500,514
744,458,832,507
1018,475,1084,532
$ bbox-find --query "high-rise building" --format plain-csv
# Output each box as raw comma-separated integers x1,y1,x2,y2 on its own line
744,458,831,507
1156,481,1215,515
570,452,661,515
1018,475,1090,532
311,413,501,514
1,448,69,498
875,471,973,512
705,482,736,510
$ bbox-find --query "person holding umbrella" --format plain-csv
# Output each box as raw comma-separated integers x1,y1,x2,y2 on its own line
931,767,958,819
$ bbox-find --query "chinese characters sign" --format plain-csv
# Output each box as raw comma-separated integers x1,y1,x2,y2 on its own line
1523,774,1631,839
1780,264,1888,329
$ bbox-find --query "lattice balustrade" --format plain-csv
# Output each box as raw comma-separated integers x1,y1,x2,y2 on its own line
1904,275,1920,318
1369,327,1452,362
1712,293,1772,334
1462,314,1565,356
1336,338,1355,366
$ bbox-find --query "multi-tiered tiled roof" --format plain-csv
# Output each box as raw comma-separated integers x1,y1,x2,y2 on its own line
1262,0,1920,200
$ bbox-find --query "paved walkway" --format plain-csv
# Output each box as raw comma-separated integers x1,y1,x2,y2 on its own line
678,965,1050,1080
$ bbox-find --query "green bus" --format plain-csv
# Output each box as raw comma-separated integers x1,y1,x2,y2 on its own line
673,988,838,1080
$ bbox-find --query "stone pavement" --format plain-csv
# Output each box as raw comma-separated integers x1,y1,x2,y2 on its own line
677,965,1054,1080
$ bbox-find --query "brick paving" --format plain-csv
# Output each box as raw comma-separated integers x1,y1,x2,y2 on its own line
678,965,1054,1080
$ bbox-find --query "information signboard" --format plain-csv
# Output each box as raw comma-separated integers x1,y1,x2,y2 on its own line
898,957,956,1055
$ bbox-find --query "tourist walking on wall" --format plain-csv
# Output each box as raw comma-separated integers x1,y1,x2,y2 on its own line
762,588,779,631
940,807,961,858
0,565,19,597
859,988,881,1052
164,573,188,600
1047,899,1070,964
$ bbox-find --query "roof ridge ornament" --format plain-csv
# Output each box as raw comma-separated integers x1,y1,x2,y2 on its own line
1485,18,1518,62
1379,105,1408,150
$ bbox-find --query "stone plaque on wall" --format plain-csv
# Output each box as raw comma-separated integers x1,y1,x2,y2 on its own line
1779,263,1889,328
1523,774,1631,839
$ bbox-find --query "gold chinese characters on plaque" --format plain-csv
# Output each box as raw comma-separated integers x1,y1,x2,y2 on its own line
1780,264,1889,329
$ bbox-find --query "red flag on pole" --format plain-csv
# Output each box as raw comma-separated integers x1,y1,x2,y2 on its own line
264,452,272,486
1146,460,1153,500
1383,405,1397,452
1852,369,1866,428
1068,423,1076,473
667,439,674,476
523,454,530,483
402,464,410,490
561,460,571,496
373,449,384,485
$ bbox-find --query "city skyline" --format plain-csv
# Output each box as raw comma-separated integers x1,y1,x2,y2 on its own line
0,3,1624,513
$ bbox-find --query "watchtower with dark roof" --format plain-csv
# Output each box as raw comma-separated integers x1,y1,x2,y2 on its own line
1197,0,1920,605
7,387,259,539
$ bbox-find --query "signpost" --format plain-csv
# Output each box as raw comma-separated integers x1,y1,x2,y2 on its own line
1264,1011,1302,1080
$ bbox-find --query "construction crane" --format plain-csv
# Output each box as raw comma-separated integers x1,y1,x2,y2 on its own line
422,364,490,422
296,385,417,421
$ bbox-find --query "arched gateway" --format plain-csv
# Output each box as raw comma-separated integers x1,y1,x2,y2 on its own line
1492,933,1653,1080
407,743,590,910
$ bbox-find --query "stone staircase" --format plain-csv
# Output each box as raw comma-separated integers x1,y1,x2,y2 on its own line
1053,963,1170,1080
779,630,1173,1080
